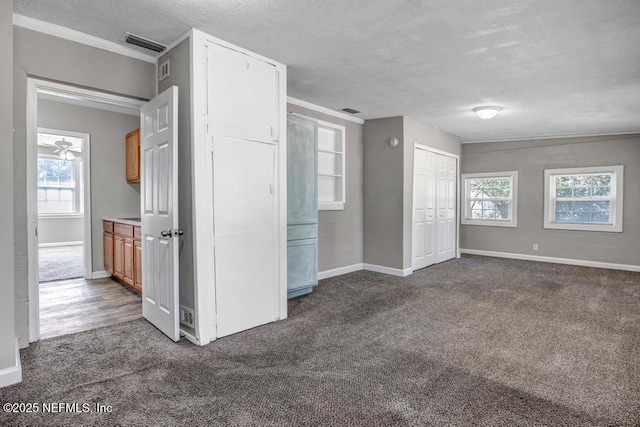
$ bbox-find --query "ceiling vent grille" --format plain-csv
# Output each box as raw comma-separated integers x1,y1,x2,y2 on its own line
342,108,361,114
124,33,166,53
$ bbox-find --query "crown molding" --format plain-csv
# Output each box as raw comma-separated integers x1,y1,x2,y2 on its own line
287,97,365,125
13,14,157,64
461,130,640,144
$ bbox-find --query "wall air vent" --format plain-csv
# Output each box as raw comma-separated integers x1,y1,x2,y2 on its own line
124,32,166,53
341,108,361,114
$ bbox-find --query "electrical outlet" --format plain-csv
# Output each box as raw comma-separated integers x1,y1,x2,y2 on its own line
179,305,194,328
533,243,539,251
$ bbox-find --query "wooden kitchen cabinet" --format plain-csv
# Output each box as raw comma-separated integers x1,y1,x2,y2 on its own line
103,231,114,274
126,128,140,183
113,234,124,280
103,220,142,294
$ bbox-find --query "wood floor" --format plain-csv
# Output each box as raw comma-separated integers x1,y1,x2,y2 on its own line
39,277,142,340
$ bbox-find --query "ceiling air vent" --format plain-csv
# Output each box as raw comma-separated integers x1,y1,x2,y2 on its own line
342,108,361,114
124,33,166,53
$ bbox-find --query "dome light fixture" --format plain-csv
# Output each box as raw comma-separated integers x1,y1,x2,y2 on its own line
473,106,502,120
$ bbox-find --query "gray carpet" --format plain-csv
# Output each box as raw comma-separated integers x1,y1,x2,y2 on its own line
2,255,639,426
38,245,84,282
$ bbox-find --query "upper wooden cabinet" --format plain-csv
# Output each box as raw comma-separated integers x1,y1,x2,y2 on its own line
126,128,141,183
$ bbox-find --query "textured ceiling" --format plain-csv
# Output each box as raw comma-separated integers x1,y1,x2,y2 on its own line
14,0,640,142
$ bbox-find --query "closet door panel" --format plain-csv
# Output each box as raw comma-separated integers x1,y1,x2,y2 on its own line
435,154,457,263
208,43,278,144
412,149,436,270
213,137,278,337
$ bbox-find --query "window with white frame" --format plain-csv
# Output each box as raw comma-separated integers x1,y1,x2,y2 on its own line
37,157,79,215
316,122,346,211
462,171,518,227
544,165,623,232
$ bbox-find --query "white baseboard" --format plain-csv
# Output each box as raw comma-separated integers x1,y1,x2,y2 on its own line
91,271,111,279
0,339,22,388
363,263,413,277
460,249,640,273
38,241,83,248
318,263,364,280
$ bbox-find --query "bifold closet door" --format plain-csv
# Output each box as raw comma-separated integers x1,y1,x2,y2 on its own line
412,149,437,270
212,138,278,338
435,154,457,263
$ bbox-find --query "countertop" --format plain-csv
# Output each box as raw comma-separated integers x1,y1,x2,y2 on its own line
103,217,141,227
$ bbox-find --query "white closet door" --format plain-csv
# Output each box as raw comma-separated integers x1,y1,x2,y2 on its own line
208,43,278,144
213,137,278,338
436,154,457,263
412,149,437,270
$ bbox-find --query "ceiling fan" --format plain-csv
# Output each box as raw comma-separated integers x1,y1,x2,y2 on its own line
48,138,81,160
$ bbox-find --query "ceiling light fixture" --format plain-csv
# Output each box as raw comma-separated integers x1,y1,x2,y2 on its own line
473,106,502,120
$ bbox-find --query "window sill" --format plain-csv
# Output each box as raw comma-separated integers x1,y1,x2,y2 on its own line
461,218,517,228
319,202,345,211
543,221,622,233
38,214,84,220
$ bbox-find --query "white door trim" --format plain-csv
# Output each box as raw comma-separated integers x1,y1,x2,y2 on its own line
26,77,146,343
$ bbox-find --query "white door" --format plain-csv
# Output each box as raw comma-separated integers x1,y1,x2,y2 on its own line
412,148,437,270
436,154,457,263
140,86,180,341
213,138,278,338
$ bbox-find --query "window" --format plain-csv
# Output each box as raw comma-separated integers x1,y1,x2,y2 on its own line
544,165,623,232
462,171,518,227
37,157,79,215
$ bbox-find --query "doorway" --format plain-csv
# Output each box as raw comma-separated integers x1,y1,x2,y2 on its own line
27,78,146,341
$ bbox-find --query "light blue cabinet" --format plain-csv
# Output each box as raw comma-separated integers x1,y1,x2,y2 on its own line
287,115,318,298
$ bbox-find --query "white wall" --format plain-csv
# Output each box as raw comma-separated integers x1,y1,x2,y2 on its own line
0,0,17,378
37,217,83,245
13,27,155,347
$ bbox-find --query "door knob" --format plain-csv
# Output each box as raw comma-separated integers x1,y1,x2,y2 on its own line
160,229,173,238
174,229,184,236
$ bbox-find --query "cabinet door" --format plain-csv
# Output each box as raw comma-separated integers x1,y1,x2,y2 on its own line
208,43,279,144
126,128,140,183
287,116,317,225
123,238,134,287
134,240,142,293
113,235,124,279
103,232,114,274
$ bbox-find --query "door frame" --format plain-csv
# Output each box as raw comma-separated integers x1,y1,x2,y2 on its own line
26,78,145,342
412,144,461,272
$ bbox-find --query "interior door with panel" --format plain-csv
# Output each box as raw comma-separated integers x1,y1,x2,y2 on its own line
140,86,180,342
213,138,278,337
412,148,437,270
435,154,457,263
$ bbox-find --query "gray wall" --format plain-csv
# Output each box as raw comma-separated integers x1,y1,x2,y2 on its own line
363,117,405,269
364,116,461,270
288,104,364,272
37,99,141,270
0,0,15,372
461,134,640,266
14,28,155,347
158,39,195,323
38,217,83,244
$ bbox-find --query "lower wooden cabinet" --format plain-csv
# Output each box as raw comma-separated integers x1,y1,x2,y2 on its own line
103,220,142,294
103,231,114,274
